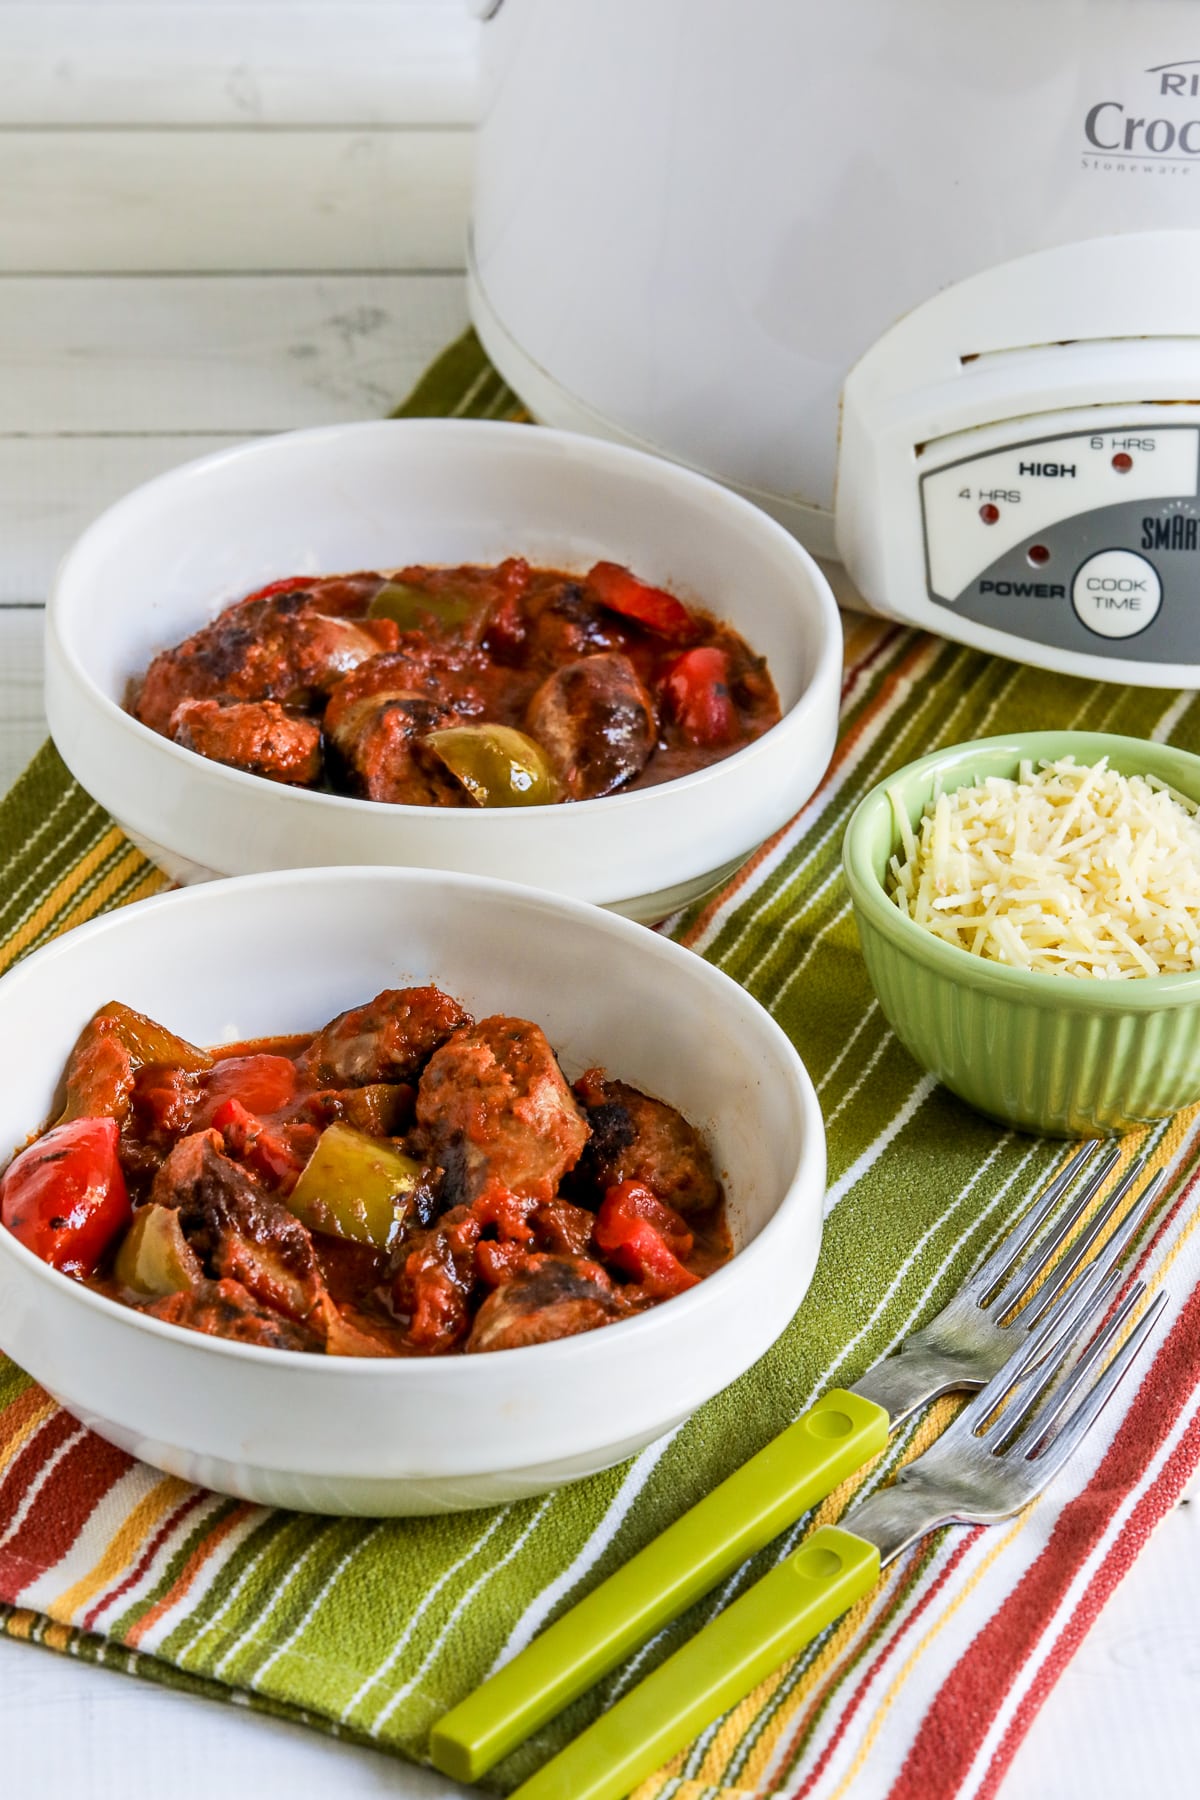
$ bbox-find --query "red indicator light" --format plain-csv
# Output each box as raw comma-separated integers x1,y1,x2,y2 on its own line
1027,544,1051,566
1112,452,1134,473
980,503,1000,525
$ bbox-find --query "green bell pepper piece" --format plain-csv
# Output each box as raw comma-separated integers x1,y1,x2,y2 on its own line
60,1002,213,1123
337,1083,414,1137
99,1001,212,1073
368,581,481,633
424,723,562,808
287,1121,424,1250
114,1204,203,1297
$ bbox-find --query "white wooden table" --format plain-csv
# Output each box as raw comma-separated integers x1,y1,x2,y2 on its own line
0,6,1196,1795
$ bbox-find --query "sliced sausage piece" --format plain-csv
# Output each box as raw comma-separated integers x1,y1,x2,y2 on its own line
335,694,465,803
192,1185,328,1329
169,698,323,785
148,1128,328,1328
138,1278,322,1352
570,1070,720,1216
466,1254,620,1352
323,1305,410,1358
322,651,463,803
392,1204,482,1352
289,610,398,692
525,580,623,665
416,1016,590,1206
149,1127,243,1211
302,986,472,1086
132,588,396,733
530,1195,596,1256
525,652,657,799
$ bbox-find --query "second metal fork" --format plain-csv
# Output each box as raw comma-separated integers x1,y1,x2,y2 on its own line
852,1138,1163,1420
432,1139,1165,1782
500,1270,1168,1800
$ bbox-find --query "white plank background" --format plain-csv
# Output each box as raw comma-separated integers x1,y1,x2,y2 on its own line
0,1,473,792
1,4,1199,1796
0,3,478,125
0,10,477,1787
0,274,471,431
0,131,472,272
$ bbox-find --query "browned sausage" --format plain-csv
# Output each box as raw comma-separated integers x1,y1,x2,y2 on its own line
302,986,472,1087
570,1069,720,1215
139,1278,322,1352
169,698,323,785
525,652,657,799
416,1017,590,1206
132,588,396,732
150,1128,328,1328
467,1254,619,1352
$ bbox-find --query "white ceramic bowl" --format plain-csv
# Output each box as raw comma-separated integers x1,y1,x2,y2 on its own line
0,868,825,1515
44,419,841,923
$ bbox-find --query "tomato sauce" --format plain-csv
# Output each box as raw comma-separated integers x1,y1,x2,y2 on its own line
127,558,780,806
2,993,733,1358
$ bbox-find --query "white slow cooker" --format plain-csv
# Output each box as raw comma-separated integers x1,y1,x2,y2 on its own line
469,0,1200,686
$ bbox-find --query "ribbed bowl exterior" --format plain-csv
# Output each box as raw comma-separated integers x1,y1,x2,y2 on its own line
856,913,1200,1136
843,731,1200,1138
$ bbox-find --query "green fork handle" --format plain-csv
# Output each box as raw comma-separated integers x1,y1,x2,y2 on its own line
507,1524,881,1800
429,1389,888,1782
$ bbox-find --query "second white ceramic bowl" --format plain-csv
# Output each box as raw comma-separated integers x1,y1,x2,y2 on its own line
0,868,825,1514
45,420,841,922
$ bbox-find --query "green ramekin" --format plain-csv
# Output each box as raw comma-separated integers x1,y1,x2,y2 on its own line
841,731,1200,1137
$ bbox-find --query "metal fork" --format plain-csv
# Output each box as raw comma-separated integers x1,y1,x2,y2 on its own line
847,1270,1164,1560
501,1276,1168,1800
851,1139,1163,1422
431,1140,1164,1783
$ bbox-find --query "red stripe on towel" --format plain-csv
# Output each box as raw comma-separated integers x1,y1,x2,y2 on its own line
887,1271,1200,1800
0,1429,132,1600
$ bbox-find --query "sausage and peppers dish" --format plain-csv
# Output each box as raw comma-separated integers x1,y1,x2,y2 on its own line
0,988,732,1355
126,559,780,805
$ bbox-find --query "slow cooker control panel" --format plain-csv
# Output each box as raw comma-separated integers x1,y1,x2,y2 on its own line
920,424,1200,659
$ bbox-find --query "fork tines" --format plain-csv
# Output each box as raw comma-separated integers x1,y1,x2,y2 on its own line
970,1279,1169,1481
980,1141,1162,1335
970,1140,1115,1309
996,1282,1166,1468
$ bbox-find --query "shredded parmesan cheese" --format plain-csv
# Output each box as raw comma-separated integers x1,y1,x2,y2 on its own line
887,757,1200,979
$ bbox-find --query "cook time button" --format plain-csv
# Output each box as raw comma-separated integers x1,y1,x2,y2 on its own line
1071,549,1162,639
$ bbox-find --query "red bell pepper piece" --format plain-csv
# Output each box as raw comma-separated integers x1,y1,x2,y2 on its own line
586,562,700,641
473,1186,538,1242
661,645,739,746
194,1054,298,1128
475,1239,531,1288
241,575,313,607
0,1116,131,1278
211,1096,312,1192
594,1181,699,1297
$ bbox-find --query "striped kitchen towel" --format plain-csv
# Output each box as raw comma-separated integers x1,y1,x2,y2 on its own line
3,331,1200,1800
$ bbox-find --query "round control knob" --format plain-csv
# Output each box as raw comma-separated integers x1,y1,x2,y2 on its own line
1071,549,1162,639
